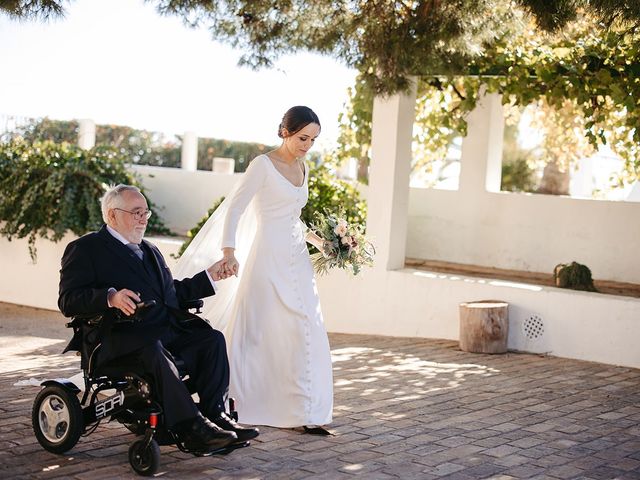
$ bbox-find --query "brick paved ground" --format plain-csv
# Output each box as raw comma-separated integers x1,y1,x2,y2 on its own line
1,302,639,479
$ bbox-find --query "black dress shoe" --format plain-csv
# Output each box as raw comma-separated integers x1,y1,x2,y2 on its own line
181,414,237,451
212,412,260,443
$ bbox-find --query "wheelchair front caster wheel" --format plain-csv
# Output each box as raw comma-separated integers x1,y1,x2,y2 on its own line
128,439,160,476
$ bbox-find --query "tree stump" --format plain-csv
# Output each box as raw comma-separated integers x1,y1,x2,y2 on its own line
459,300,509,353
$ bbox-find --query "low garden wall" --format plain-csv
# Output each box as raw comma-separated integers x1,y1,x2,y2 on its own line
2,234,638,369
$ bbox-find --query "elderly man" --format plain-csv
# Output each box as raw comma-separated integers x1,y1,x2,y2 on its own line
58,184,258,451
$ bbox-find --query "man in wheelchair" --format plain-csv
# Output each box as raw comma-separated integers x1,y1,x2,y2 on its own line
55,184,259,454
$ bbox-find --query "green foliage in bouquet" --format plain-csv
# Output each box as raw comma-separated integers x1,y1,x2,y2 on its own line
309,208,374,276
0,139,171,261
302,162,367,253
175,196,225,258
553,261,597,292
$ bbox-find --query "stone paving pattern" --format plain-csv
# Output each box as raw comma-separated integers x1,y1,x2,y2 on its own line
1,302,639,479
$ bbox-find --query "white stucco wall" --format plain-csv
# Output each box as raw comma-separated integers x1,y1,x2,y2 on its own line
3,234,639,369
406,188,640,284
132,165,240,235
316,267,640,369
132,157,640,285
402,90,640,285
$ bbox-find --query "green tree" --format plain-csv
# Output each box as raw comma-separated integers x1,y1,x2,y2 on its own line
7,1,640,95
500,121,537,192
334,74,374,183
337,11,640,188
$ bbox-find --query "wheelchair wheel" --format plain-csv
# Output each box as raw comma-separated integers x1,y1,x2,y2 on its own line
128,439,160,476
32,385,83,454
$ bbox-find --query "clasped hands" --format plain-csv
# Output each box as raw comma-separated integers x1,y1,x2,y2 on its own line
207,248,240,281
109,256,236,317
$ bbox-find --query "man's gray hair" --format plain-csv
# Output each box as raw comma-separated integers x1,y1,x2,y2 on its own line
101,184,141,223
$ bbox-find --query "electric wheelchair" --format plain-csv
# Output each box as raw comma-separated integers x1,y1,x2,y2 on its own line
32,299,248,476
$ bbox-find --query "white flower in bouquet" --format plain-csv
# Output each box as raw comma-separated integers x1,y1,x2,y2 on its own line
334,223,348,237
309,209,375,276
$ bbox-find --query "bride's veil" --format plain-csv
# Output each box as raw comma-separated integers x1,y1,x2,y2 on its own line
172,187,257,336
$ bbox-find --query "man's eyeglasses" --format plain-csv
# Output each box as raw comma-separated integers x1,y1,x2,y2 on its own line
114,208,153,221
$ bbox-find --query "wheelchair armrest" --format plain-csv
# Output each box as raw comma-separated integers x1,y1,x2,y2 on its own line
179,299,204,313
66,299,157,330
66,313,104,328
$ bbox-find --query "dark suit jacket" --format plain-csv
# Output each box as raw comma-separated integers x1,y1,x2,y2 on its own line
58,225,215,363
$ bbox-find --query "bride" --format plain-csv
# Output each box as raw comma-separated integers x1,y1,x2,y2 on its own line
174,106,333,431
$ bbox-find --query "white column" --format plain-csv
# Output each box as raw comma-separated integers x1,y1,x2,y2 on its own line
458,91,504,194
368,80,417,271
77,119,96,150
181,131,198,171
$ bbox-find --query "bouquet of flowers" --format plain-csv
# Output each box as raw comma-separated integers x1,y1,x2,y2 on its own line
309,209,375,276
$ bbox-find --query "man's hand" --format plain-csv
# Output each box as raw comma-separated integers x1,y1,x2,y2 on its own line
108,288,141,316
208,259,233,281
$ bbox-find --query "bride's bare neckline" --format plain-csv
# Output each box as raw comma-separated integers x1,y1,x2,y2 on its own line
265,153,305,188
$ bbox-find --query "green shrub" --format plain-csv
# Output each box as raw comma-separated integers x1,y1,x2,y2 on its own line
5,117,287,172
175,162,367,257
501,157,537,193
303,163,366,228
0,139,170,260
553,262,597,292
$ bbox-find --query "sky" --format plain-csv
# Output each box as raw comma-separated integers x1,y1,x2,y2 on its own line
0,0,357,149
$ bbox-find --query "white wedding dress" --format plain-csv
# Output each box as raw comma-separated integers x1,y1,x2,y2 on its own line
174,154,333,427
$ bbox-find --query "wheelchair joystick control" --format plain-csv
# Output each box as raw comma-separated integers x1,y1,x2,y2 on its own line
135,300,157,310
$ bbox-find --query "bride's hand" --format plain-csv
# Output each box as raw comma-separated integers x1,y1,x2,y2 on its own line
322,240,336,259
222,248,240,277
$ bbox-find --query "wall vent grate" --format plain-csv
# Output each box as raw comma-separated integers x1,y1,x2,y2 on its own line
523,314,544,339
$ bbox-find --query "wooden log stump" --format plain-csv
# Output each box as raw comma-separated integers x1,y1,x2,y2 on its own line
459,300,509,353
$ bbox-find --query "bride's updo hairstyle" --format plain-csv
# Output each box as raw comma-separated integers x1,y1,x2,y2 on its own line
278,106,321,138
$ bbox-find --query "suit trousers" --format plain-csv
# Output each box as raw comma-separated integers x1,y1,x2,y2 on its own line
103,328,229,428
165,328,230,420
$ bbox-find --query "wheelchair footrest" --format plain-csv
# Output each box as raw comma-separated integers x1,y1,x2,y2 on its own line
191,441,250,457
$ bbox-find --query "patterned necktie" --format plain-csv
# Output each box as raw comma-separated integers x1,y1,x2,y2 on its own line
126,242,144,260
